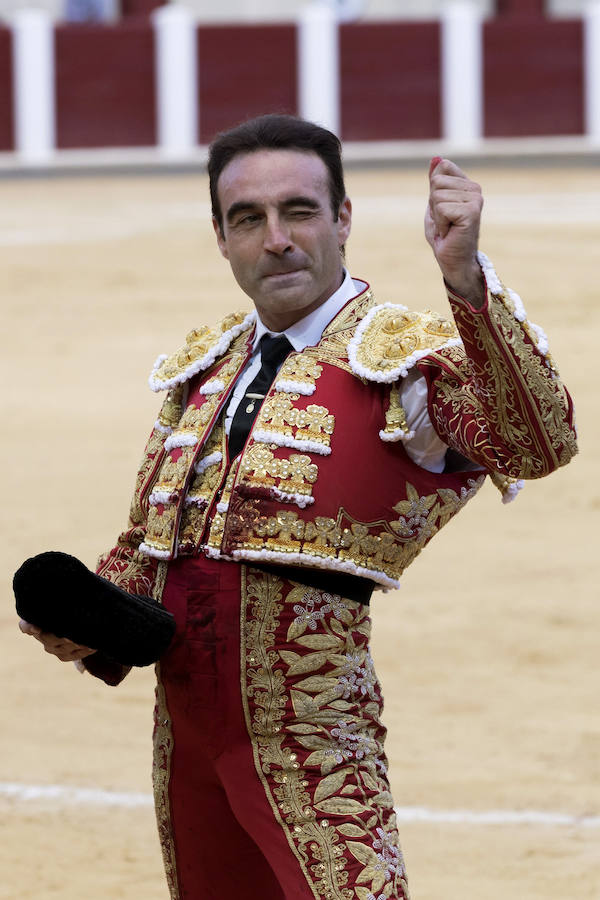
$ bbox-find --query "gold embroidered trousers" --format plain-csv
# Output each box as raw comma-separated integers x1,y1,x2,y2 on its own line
153,554,409,900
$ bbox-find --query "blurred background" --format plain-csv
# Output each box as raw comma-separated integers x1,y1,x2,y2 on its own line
0,0,599,168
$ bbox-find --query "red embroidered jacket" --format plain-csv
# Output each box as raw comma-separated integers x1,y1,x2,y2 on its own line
86,256,576,684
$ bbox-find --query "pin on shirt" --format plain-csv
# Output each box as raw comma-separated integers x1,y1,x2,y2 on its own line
245,393,265,414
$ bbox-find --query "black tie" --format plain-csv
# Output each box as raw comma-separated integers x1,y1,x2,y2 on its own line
228,334,292,459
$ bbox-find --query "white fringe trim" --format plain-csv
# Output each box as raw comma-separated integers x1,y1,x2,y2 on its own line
501,479,525,504
476,250,503,295
252,430,332,456
528,321,549,357
149,490,176,506
139,542,172,560
164,432,198,452
154,421,173,435
231,548,400,590
202,545,235,561
348,302,462,383
379,427,416,443
194,450,223,475
478,252,551,359
199,379,225,395
270,488,315,509
216,501,229,514
148,311,256,392
275,379,316,396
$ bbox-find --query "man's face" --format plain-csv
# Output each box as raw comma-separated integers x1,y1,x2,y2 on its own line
213,149,352,332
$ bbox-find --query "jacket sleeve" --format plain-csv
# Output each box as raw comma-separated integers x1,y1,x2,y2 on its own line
416,252,577,485
82,389,179,685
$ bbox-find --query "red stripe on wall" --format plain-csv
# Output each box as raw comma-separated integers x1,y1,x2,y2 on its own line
484,18,584,137
197,24,297,144
55,23,156,149
0,27,13,151
340,22,441,141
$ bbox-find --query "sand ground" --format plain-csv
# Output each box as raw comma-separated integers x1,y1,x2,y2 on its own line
1,163,597,899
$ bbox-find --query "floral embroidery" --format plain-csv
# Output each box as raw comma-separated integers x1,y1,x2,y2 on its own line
241,569,410,900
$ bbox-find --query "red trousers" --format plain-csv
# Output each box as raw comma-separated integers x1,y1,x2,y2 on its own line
153,554,409,900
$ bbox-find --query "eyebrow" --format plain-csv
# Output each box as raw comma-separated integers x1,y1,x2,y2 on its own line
225,195,321,224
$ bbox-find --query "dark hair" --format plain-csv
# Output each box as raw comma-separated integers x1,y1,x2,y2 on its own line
208,114,346,232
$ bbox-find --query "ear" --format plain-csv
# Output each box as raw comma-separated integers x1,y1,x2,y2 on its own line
337,196,352,247
212,216,229,260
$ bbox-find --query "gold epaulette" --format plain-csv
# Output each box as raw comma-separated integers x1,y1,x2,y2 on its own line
148,309,255,392
347,303,462,383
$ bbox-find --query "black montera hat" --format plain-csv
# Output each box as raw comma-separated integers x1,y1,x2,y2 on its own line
13,551,176,667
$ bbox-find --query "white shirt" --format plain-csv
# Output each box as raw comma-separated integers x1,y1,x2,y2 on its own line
224,270,448,473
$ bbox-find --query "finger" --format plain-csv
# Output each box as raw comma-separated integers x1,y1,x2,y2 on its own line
430,157,469,180
19,619,41,636
429,155,443,177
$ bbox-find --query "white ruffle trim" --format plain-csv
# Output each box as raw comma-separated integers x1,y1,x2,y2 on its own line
139,542,171,560
501,479,525,504
275,379,316,396
477,251,551,360
149,490,176,506
200,379,225,395
149,311,255,392
194,450,223,475
378,427,416,443
164,432,198,452
348,302,462,383
184,494,208,508
231,548,400,590
154,421,173,435
203,545,234,561
216,501,229,514
252,430,332,456
270,488,315,509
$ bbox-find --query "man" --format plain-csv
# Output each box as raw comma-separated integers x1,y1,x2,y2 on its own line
20,114,577,900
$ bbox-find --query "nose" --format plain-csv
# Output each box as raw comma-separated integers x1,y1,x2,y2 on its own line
263,213,293,254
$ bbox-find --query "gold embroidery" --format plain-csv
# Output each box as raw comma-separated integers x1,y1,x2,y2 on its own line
146,504,179,552
153,449,196,495
152,669,179,899
255,398,336,450
240,569,410,900
295,405,335,448
256,395,296,436
431,292,578,478
128,429,169,526
240,445,319,499
152,310,252,388
156,385,185,432
352,306,459,378
277,355,323,390
228,478,484,584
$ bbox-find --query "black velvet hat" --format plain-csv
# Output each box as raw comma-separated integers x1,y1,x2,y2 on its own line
14,551,176,667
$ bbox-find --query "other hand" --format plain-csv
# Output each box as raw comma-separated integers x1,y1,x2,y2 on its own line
18,619,96,662
425,157,485,307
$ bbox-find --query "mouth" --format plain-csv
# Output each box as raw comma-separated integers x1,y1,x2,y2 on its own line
263,268,306,281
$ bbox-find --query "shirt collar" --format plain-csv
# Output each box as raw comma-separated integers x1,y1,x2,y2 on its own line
253,270,366,353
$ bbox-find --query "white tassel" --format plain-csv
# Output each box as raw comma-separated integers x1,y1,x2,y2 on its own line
379,427,416,443
501,479,525,504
